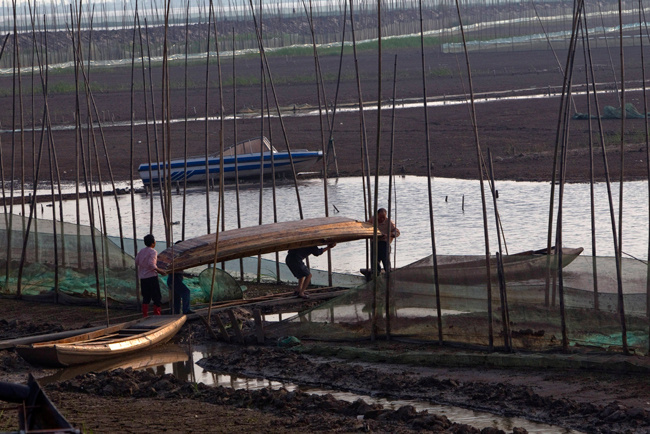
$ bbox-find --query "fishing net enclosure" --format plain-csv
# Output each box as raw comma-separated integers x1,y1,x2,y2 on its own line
0,215,239,307
268,251,650,355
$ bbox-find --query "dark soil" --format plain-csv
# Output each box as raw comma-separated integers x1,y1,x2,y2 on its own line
2,297,650,433
1,23,648,186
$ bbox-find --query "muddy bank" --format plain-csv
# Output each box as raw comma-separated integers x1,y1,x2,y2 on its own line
48,368,492,433
1,296,650,433
199,345,650,434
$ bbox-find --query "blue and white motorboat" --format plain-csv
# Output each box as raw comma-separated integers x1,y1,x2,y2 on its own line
138,137,323,185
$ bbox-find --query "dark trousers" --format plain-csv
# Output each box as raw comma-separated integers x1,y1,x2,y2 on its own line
140,276,162,307
371,240,391,273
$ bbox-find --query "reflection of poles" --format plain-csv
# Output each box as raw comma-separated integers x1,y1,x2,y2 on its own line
419,0,442,344
454,0,493,350
385,55,398,341
488,151,511,351
581,16,599,311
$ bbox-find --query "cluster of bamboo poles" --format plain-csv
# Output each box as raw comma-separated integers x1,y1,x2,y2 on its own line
0,0,648,355
366,0,650,356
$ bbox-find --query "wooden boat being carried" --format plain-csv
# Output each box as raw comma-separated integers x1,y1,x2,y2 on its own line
157,216,375,273
16,315,186,367
0,374,77,433
390,246,584,285
138,136,322,185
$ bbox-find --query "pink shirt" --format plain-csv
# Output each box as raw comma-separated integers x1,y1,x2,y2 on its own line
135,246,158,279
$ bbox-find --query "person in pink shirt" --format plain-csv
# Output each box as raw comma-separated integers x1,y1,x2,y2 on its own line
135,234,166,317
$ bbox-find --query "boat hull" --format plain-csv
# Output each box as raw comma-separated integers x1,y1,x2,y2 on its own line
157,216,375,273
138,150,323,185
392,247,584,285
16,315,186,367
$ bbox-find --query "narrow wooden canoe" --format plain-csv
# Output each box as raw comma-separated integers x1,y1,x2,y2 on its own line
157,216,375,272
0,374,76,433
390,247,584,285
16,315,186,367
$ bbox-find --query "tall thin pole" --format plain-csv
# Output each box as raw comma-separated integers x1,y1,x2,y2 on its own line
419,0,442,344
370,0,382,341
455,0,494,349
581,14,599,311
386,54,398,340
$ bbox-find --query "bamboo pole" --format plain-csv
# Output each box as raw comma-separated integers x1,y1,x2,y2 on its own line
129,6,140,310
419,0,442,344
143,19,169,234
207,0,226,326
324,0,347,178
640,0,650,349
454,0,494,350
303,0,333,286
73,2,102,305
488,150,511,351
232,27,244,281
616,0,625,304
385,54,397,340
256,0,265,283
182,0,190,242
370,0,382,341
584,4,628,355
581,14,599,311
247,0,304,220
349,0,372,267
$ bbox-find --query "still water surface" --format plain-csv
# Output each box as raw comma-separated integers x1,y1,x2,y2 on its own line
45,175,649,275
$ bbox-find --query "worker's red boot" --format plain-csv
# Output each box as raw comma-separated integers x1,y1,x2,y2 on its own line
153,305,161,316
141,304,149,317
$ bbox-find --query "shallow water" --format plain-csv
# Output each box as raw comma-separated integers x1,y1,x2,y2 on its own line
40,175,650,276
153,344,580,433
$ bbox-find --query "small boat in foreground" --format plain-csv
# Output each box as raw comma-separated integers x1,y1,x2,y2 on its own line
138,136,323,185
390,247,584,285
16,315,186,367
157,216,375,273
0,374,77,433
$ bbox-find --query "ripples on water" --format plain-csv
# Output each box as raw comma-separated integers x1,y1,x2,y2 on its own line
49,175,649,275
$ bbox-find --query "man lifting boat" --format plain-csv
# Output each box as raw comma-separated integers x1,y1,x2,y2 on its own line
286,243,336,298
368,208,400,275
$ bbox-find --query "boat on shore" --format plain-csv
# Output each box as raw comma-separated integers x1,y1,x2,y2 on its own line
385,247,584,285
0,374,76,433
138,136,323,185
16,315,186,367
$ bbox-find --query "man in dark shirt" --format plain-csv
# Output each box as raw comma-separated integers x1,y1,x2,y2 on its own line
286,243,336,298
